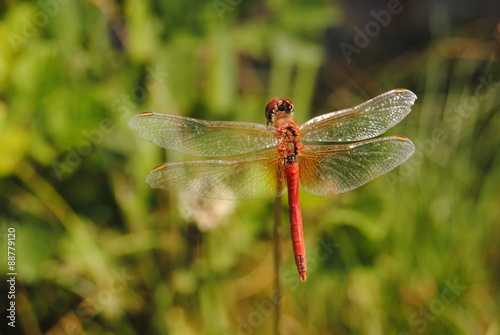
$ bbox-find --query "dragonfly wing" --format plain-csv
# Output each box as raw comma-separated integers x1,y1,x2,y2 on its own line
300,89,416,142
146,149,286,200
299,136,415,196
129,112,279,157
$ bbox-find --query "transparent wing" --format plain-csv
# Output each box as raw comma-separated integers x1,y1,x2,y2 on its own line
146,149,286,200
299,136,415,195
129,112,279,157
300,89,416,142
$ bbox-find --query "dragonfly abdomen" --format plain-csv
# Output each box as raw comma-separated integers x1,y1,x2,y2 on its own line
285,162,307,282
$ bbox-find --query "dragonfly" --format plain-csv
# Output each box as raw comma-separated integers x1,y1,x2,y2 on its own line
129,89,417,282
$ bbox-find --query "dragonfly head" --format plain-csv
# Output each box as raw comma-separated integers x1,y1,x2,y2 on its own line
265,98,294,125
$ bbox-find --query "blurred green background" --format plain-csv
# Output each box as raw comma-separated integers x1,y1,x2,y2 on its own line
0,0,499,334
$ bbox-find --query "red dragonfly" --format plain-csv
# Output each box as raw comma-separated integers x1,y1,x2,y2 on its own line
130,89,416,282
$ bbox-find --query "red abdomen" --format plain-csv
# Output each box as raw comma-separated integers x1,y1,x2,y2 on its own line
285,163,306,282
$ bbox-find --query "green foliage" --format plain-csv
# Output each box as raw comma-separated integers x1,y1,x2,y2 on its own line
0,0,499,334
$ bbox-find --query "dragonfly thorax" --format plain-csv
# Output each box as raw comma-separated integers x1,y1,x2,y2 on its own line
273,122,302,168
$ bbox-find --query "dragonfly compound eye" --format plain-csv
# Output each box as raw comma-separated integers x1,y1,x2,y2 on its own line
280,99,294,114
265,98,295,124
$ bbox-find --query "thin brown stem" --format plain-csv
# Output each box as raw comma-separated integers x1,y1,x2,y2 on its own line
273,196,282,335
